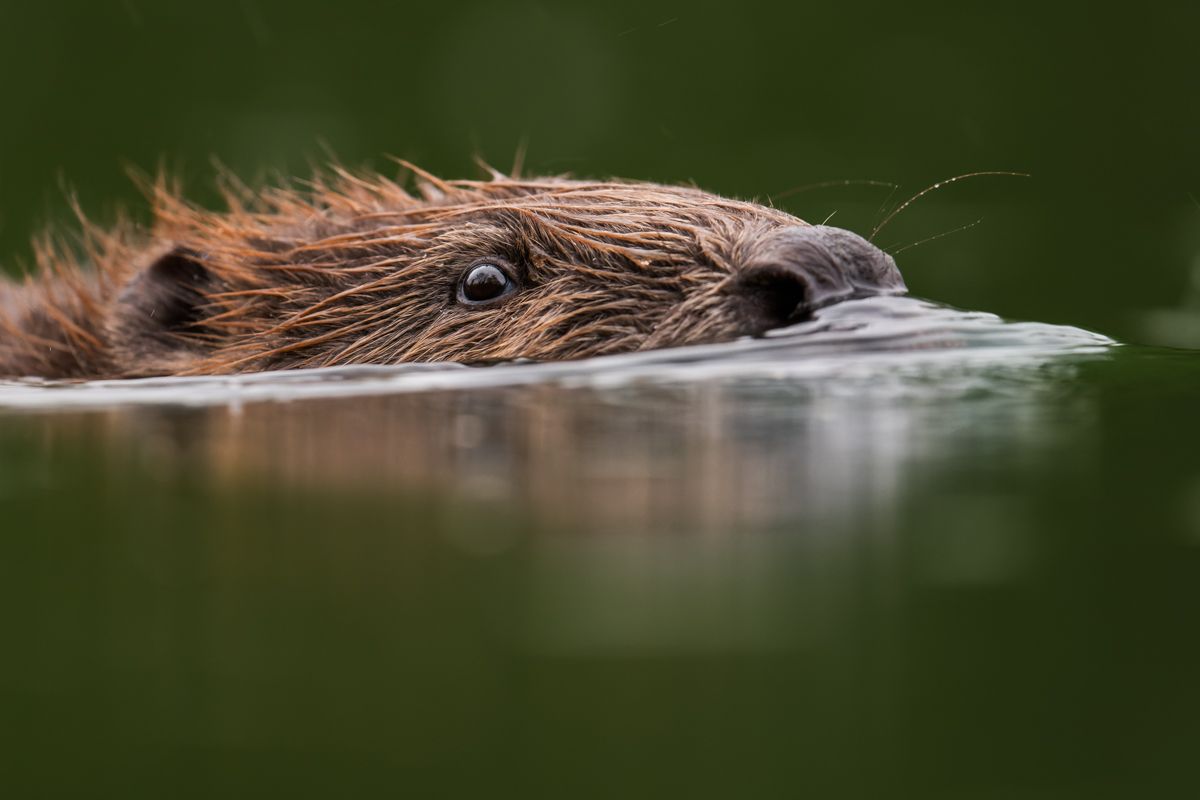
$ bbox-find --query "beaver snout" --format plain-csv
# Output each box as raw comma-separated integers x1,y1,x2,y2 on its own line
731,225,907,332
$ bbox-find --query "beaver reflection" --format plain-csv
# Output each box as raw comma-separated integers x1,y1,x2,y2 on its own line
84,386,857,535
0,171,905,379
68,364,1063,538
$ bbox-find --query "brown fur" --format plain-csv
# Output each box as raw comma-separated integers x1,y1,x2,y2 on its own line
0,166,905,380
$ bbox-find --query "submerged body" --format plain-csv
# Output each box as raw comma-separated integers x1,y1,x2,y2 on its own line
0,168,905,379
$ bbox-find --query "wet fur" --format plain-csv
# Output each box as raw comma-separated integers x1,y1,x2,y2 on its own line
0,167,857,379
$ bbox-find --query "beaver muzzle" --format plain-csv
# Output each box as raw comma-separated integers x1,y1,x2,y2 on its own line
731,225,907,332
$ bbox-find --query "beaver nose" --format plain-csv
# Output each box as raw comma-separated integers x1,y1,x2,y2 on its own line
732,225,906,331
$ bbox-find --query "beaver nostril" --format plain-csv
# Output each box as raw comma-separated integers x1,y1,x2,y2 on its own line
733,264,811,332
731,225,908,335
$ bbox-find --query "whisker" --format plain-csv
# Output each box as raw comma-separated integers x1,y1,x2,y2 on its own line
885,218,984,256
820,210,838,225
870,171,1029,242
873,183,900,223
773,178,896,201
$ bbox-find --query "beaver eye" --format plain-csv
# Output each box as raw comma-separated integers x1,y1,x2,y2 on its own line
458,262,515,305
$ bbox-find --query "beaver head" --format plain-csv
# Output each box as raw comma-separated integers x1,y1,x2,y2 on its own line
2,169,906,378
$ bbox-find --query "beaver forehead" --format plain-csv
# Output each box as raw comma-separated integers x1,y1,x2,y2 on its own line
354,180,803,271
177,176,801,269
412,179,798,226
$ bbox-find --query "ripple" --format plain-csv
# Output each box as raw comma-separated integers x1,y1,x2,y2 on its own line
0,296,1114,412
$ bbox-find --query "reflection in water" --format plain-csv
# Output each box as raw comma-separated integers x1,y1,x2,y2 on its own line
9,299,1200,798
12,327,1104,666
1,296,1111,544
2,297,1111,548
101,356,1088,539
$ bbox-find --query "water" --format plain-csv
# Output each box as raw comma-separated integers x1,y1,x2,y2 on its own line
0,298,1111,409
4,298,1199,797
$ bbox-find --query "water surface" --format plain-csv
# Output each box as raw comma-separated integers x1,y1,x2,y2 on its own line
3,297,1199,798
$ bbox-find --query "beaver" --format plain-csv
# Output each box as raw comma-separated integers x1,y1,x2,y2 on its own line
0,165,906,379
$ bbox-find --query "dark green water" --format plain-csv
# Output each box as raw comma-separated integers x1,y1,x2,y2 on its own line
3,2,1200,798
1,306,1198,798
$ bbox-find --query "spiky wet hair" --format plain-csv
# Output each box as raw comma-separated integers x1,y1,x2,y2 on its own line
0,165,850,379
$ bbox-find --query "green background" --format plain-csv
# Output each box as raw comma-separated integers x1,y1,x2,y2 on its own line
2,1,1198,341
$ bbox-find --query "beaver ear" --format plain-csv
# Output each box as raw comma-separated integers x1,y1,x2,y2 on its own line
108,247,218,375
